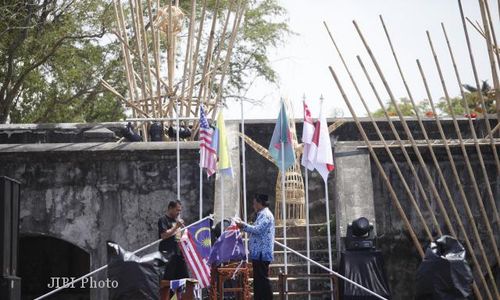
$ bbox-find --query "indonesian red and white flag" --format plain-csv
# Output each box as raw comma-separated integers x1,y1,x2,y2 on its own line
301,100,315,170
307,104,334,182
178,230,211,288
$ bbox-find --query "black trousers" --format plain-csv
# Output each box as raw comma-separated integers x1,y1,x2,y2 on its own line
163,254,189,280
252,259,272,300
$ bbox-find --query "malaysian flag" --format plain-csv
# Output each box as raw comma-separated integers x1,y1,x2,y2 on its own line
178,229,211,288
199,106,217,176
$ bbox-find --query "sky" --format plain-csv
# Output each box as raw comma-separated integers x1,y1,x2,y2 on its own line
223,0,499,120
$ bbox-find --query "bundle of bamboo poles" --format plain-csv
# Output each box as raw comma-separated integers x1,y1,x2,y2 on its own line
324,1,499,298
102,0,247,141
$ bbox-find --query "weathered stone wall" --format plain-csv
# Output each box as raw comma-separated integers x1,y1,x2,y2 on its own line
0,118,498,299
0,143,215,299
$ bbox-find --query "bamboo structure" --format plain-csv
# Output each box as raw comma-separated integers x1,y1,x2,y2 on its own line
324,1,500,297
106,0,247,141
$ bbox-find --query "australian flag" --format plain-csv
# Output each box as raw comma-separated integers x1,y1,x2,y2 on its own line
208,221,247,266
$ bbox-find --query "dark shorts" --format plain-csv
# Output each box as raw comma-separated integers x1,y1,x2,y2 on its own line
163,254,189,280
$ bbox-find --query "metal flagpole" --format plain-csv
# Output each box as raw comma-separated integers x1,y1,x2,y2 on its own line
34,215,214,300
175,98,181,200
321,95,334,293
303,94,311,300
199,163,203,220
280,100,288,296
241,99,249,254
304,168,311,300
221,175,224,235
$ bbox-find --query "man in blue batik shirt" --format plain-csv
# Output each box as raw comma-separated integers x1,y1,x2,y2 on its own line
236,194,275,300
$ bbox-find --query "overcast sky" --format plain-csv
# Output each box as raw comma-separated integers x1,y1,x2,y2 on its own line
224,0,499,120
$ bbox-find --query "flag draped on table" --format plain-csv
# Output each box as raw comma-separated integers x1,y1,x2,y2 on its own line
199,106,217,177
268,101,296,171
307,103,334,182
178,219,212,288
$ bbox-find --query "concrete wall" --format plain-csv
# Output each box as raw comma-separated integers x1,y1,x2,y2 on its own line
0,142,215,299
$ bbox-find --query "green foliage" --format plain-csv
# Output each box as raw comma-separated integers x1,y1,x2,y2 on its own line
1,0,290,123
372,98,419,117
1,0,126,123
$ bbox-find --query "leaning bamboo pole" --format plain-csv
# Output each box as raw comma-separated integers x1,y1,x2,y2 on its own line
328,66,425,258
323,22,435,239
184,0,208,118
353,21,457,238
416,59,498,299
211,0,246,120
145,0,163,116
135,0,156,116
478,0,500,122
380,18,498,294
457,0,500,168
439,26,500,262
178,0,197,118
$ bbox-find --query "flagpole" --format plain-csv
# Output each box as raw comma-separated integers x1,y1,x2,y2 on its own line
305,168,311,300
199,163,203,220
176,98,181,200
280,99,288,297
240,98,249,254
320,94,334,294
221,174,224,235
302,94,312,300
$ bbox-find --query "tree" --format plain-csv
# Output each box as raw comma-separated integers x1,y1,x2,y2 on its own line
1,1,127,123
372,98,429,117
437,81,496,116
1,0,291,123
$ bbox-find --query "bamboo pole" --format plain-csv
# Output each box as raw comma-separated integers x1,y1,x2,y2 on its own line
478,0,500,124
379,20,495,288
353,21,458,239
100,79,150,118
145,0,163,116
457,0,500,168
193,0,221,118
205,0,234,113
328,66,424,258
135,0,156,116
178,0,197,118
113,0,138,119
211,0,245,120
439,25,500,261
417,59,498,299
481,0,500,72
183,0,208,118
128,0,149,115
323,22,436,239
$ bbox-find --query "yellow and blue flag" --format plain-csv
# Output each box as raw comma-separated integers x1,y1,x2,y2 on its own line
216,111,232,176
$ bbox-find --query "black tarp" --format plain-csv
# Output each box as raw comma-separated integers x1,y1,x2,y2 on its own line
339,250,391,300
415,235,473,300
106,241,167,300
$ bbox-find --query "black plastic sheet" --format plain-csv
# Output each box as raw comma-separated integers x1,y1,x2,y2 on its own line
415,235,473,300
107,241,167,300
339,249,391,300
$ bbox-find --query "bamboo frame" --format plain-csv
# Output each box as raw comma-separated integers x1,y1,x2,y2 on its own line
323,22,436,239
440,24,500,252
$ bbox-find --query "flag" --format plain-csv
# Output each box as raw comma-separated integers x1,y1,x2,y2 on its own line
170,279,186,300
187,218,212,261
307,103,334,182
178,230,211,288
268,101,296,171
208,220,246,266
216,111,232,176
199,106,217,177
301,100,315,170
